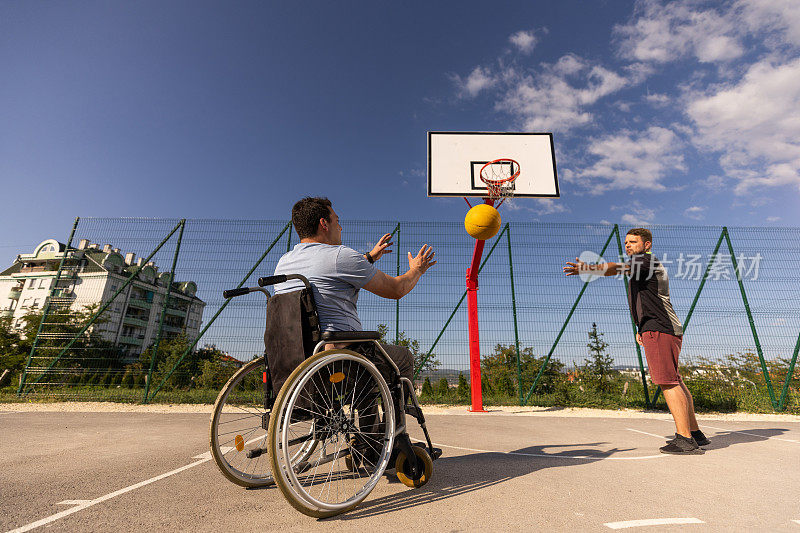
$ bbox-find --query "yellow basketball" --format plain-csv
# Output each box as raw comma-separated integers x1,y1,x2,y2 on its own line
464,204,501,240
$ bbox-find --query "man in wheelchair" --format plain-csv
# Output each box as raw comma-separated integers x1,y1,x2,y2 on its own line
271,197,439,471
273,197,436,378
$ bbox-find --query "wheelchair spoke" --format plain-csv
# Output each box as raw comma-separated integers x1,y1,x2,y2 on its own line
210,357,274,488
272,351,396,514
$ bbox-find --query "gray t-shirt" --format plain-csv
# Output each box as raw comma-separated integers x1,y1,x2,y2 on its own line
273,242,378,331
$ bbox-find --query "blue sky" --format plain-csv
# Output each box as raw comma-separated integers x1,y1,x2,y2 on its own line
2,0,800,268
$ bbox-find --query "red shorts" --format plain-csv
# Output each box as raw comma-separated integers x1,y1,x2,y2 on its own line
641,331,683,386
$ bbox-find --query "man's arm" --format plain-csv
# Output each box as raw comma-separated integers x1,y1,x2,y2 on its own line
563,258,626,277
363,245,436,300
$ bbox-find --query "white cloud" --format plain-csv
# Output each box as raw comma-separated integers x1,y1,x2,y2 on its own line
618,201,656,225
494,55,629,132
684,205,706,220
687,57,800,194
451,66,496,98
645,92,670,106
766,215,782,222
738,0,800,48
616,0,800,67
569,127,686,194
615,0,745,64
509,30,538,55
532,198,569,215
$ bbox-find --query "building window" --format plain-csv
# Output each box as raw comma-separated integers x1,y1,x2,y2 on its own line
28,279,36,288
21,298,31,308
39,279,48,289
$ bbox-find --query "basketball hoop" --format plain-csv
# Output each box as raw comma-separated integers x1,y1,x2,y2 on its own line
479,158,520,206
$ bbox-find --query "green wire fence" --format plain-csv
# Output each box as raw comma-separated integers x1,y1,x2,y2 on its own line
2,218,797,411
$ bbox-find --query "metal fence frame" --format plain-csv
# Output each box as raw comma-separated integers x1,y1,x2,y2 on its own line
15,218,800,411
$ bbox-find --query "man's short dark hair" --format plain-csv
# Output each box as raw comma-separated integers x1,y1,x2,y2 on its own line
627,227,653,244
292,197,332,239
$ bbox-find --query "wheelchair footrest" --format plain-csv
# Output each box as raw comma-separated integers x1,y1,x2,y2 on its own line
413,441,442,461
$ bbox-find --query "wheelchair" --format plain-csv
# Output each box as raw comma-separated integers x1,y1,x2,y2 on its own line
210,273,440,517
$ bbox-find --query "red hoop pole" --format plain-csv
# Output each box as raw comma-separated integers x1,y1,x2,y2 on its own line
465,197,494,412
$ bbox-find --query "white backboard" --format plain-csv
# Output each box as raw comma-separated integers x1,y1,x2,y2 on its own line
427,131,559,198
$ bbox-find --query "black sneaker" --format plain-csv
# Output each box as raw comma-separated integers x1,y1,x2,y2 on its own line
691,430,710,446
660,433,704,455
666,429,710,447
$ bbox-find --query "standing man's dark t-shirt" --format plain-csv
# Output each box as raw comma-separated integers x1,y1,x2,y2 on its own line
625,253,683,336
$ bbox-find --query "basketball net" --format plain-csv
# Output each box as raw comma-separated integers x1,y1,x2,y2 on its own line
479,158,520,207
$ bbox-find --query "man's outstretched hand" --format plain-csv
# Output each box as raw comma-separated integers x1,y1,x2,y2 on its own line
369,233,393,261
563,257,587,276
409,244,437,274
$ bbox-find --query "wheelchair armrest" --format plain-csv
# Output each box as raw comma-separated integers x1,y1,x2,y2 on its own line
320,331,381,342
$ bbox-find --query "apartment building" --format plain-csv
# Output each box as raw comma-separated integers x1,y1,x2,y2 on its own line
0,238,205,357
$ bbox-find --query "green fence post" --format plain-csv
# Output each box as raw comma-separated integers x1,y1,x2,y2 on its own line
505,223,523,406
523,225,617,405
21,219,185,394
394,223,401,345
17,217,80,395
148,222,292,402
286,224,292,253
143,220,186,403
614,225,653,408
414,226,508,378
683,228,726,331
778,332,800,411
724,227,777,409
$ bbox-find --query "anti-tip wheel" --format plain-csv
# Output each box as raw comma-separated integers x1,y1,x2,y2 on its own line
395,445,433,488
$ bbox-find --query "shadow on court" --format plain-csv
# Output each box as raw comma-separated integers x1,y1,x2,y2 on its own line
328,442,633,520
703,428,790,451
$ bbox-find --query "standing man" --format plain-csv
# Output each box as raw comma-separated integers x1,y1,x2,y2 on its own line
273,196,436,381
564,228,709,454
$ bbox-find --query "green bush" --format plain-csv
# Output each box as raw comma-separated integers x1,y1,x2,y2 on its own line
436,378,450,400
421,377,434,398
457,373,469,401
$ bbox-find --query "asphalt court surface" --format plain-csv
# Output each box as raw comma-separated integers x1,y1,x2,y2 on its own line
2,408,800,532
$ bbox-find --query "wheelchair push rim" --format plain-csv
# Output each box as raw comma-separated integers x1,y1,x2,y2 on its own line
269,350,395,515
210,357,318,487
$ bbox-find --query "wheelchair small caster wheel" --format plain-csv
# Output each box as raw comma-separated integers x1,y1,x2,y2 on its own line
395,445,432,488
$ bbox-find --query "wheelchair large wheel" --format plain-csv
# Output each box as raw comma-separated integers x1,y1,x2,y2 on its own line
210,357,317,488
268,349,395,517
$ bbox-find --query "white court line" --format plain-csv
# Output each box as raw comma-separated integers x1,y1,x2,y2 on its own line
698,424,800,444
6,456,210,533
55,500,91,506
791,519,800,525
626,428,670,440
604,517,704,529
433,442,666,460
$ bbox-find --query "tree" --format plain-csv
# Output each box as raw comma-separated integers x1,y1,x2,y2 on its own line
10,304,122,388
421,377,434,398
376,324,440,374
0,316,27,386
482,344,566,395
457,373,469,401
583,322,615,392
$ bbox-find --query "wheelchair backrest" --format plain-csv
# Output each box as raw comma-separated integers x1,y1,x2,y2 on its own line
263,288,321,393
